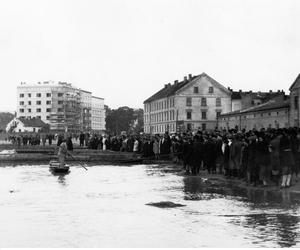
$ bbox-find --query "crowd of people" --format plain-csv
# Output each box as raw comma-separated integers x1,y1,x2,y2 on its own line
5,127,300,188
92,128,300,189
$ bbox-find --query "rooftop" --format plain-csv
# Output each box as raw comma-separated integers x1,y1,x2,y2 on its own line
19,117,47,127
219,99,290,117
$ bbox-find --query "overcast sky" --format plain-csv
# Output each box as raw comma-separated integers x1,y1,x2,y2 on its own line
0,0,299,112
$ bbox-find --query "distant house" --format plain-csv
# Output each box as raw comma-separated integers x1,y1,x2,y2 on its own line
6,117,47,133
230,89,286,112
217,99,290,131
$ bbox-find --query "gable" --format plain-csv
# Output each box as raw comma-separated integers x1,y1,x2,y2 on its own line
175,73,232,97
289,74,300,91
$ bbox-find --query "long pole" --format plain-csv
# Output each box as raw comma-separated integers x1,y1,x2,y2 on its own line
67,151,88,170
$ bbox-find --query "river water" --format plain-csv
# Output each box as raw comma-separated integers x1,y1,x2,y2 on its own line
0,163,300,247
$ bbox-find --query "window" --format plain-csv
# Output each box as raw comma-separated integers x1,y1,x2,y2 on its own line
19,93,24,98
28,101,31,105
58,100,63,105
202,123,206,130
268,113,271,116
209,87,214,93
216,111,221,117
28,109,31,113
194,87,199,93
28,93,31,97
186,97,192,106
186,111,192,120
201,98,207,106
57,108,63,112
37,116,41,119
46,93,51,97
36,93,41,97
36,108,41,112
46,100,51,105
19,101,24,105
19,108,24,113
187,123,192,131
202,111,207,120
58,93,64,97
46,108,51,112
36,101,41,105
216,97,221,107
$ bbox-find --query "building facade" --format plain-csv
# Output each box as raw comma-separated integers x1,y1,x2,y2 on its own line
91,96,106,132
289,74,300,127
217,100,290,131
143,73,232,134
17,81,105,133
6,117,47,133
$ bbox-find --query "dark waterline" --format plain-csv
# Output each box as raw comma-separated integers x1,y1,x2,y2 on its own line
0,164,300,247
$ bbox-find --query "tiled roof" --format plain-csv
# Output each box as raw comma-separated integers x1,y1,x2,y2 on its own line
231,91,242,100
220,100,290,117
143,75,199,103
19,117,46,127
143,72,231,103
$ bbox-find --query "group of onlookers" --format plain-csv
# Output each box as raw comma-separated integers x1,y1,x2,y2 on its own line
6,127,300,188
8,134,54,146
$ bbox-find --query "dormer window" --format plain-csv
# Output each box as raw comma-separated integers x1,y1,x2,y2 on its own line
194,87,199,93
209,87,214,93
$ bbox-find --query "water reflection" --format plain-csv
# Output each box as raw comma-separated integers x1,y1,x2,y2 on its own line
182,175,300,247
50,171,69,186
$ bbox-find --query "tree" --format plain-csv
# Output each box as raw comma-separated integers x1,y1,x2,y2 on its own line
105,106,143,135
0,112,14,132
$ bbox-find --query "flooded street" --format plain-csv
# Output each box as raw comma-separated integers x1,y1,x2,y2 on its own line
1,164,300,247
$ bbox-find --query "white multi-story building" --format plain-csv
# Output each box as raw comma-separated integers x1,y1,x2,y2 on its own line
143,73,232,134
91,96,105,132
17,81,105,132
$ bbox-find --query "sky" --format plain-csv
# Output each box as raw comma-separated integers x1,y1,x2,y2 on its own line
0,0,300,112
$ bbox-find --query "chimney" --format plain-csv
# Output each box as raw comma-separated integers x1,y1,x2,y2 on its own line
277,90,280,93
174,80,178,84
239,89,242,93
269,90,272,93
188,74,192,80
164,84,168,88
184,76,188,82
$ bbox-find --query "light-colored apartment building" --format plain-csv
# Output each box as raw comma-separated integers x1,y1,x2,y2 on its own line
91,96,105,132
143,73,232,134
17,81,105,133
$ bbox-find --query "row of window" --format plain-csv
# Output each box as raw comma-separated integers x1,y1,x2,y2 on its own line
221,110,288,121
145,110,176,124
193,86,214,94
149,123,176,134
20,115,50,120
19,100,52,105
19,108,62,113
19,93,59,98
145,98,175,112
186,110,222,120
186,97,221,107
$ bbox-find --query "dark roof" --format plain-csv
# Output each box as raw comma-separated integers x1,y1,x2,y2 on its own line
19,117,46,127
143,75,199,103
231,90,285,101
289,73,300,90
143,72,231,103
220,100,290,117
231,91,242,100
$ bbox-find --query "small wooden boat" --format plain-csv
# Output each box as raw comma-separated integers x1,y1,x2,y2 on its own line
49,160,70,174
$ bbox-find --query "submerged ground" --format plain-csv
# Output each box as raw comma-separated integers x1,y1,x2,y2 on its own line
0,163,300,247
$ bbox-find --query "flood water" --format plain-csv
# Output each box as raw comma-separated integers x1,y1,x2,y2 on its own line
1,163,300,247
